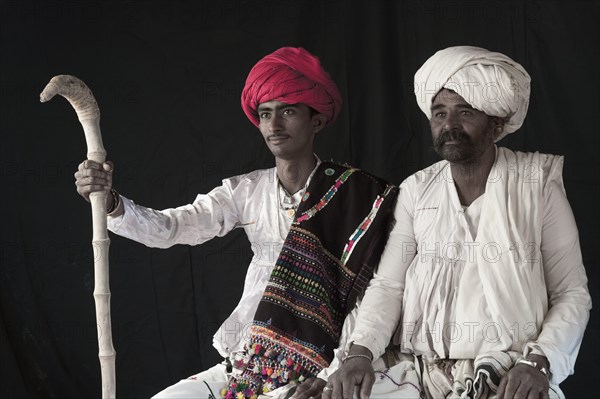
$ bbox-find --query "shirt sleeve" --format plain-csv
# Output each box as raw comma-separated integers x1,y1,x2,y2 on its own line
107,178,243,248
523,178,592,384
346,178,417,360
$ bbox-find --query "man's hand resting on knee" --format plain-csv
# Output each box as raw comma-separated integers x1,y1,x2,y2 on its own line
322,344,375,399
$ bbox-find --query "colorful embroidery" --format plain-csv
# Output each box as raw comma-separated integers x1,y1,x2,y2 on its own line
263,227,355,337
295,168,357,224
222,322,327,399
223,221,376,398
224,163,398,399
341,185,395,265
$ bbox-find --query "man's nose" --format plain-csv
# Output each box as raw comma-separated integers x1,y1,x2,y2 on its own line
443,112,460,131
268,114,283,132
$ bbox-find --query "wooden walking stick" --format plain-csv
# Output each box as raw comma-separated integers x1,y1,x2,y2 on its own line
40,75,116,398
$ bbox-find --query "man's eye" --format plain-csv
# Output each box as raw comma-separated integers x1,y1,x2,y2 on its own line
434,112,446,118
461,110,472,116
259,112,270,119
283,109,294,115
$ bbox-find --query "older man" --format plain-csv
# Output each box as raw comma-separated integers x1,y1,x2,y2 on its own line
74,47,397,399
325,46,592,399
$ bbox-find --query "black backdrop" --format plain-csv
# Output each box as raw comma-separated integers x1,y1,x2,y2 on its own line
1,0,598,398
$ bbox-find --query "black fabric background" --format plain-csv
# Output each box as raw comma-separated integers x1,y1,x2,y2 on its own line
1,1,598,398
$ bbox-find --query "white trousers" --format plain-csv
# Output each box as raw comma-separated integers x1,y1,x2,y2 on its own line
151,363,295,399
152,363,228,399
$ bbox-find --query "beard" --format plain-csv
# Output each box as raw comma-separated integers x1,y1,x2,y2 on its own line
433,129,491,164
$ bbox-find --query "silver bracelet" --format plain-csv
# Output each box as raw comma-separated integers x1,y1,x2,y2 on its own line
342,353,372,363
106,189,121,216
515,358,549,378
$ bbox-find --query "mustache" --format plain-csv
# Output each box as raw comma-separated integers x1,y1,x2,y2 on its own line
434,129,470,147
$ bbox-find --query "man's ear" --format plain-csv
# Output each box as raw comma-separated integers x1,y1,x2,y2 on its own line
490,116,506,140
312,113,327,134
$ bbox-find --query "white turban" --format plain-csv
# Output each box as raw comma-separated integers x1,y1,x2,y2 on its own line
414,46,531,141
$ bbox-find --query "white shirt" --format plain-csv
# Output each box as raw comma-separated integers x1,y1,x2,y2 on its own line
349,147,591,385
108,167,286,357
106,158,351,378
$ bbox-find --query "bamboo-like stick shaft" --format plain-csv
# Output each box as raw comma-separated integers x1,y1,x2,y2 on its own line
40,76,116,398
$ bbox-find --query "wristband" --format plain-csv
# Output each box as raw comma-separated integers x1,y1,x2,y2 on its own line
342,353,373,363
106,189,121,215
515,358,549,378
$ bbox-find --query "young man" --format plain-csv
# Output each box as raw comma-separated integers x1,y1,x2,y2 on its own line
75,47,397,399
324,46,592,399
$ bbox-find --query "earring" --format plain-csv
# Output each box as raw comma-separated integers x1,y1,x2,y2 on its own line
495,126,503,135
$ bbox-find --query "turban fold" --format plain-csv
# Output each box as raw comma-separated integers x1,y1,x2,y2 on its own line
414,46,531,141
241,47,342,127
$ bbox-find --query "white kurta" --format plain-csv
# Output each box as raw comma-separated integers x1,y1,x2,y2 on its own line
108,167,288,357
349,147,591,387
107,163,351,397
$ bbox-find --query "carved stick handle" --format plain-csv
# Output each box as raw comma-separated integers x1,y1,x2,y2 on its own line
40,75,116,399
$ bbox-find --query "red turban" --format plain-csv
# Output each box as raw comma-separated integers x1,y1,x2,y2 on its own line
241,47,342,127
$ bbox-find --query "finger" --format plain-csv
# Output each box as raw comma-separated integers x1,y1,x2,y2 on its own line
525,381,547,399
321,383,333,399
502,378,520,399
103,161,114,172
76,187,91,202
302,378,326,399
295,381,309,393
341,378,354,399
83,159,103,170
82,167,109,178
330,379,344,399
75,169,112,188
359,371,375,399
497,374,508,399
298,385,322,399
75,175,103,186
513,380,529,399
292,380,309,399
75,176,111,187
